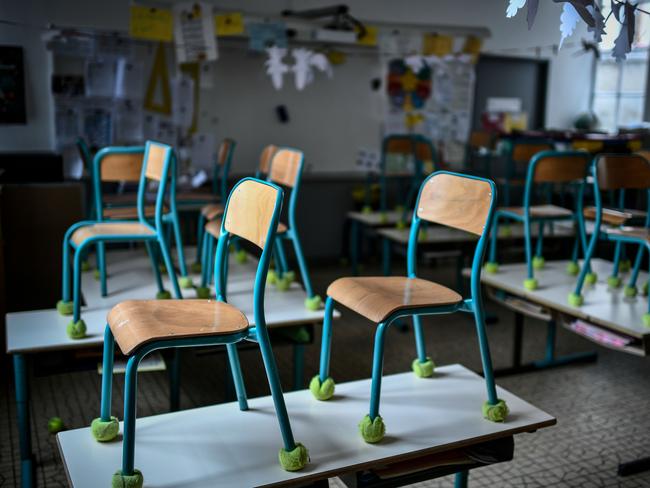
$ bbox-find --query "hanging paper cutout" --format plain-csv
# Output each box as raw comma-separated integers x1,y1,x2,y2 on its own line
173,2,218,63
265,47,289,90
506,0,527,18
215,12,244,36
144,43,171,115
129,6,173,42
559,3,581,48
291,49,332,90
248,23,287,52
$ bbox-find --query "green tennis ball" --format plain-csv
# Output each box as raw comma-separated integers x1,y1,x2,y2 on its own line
532,256,545,270
111,469,143,488
266,270,278,285
179,276,193,289
91,416,119,442
643,281,649,296
66,320,87,340
81,260,92,272
568,293,584,307
156,290,171,300
412,357,435,378
358,415,385,443
93,269,101,281
484,262,499,274
278,443,309,472
523,278,538,291
195,287,210,299
379,212,388,224
607,276,622,288
235,250,248,264
643,314,650,328
620,259,632,273
56,300,73,316
48,417,65,434
284,271,296,283
361,205,373,215
624,285,638,298
566,262,580,276
585,272,598,285
276,277,292,291
309,376,335,401
499,225,512,238
482,399,509,422
190,262,202,274
305,295,323,311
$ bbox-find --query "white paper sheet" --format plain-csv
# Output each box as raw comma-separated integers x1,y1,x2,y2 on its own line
115,59,144,100
172,75,194,129
173,2,218,63
85,60,117,98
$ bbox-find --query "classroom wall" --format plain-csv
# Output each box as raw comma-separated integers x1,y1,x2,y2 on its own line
0,0,593,168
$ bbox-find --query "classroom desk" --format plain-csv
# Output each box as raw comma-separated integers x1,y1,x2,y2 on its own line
57,364,555,488
6,249,339,488
472,258,650,476
347,210,412,275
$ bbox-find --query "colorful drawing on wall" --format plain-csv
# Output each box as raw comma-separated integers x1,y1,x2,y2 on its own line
386,58,431,113
0,46,26,124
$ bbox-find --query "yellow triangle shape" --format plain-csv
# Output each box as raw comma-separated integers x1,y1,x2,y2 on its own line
144,43,171,115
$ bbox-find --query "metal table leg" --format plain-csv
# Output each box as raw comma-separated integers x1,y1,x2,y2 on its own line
14,354,33,488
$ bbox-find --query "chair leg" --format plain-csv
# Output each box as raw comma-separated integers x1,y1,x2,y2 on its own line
97,242,108,297
255,326,308,471
472,300,508,422
57,238,73,316
523,218,537,290
608,241,624,288
158,235,182,299
411,315,434,378
360,321,389,443
288,232,322,310
193,213,206,270
533,221,545,269
570,228,601,306
196,233,212,298
644,249,650,326
68,245,88,339
567,231,581,276
113,355,144,487
310,296,335,400
171,212,192,288
91,325,119,442
625,245,645,297
455,470,469,488
145,241,167,298
485,214,499,273
226,344,248,411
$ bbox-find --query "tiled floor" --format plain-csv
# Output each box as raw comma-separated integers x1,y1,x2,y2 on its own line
2,261,650,487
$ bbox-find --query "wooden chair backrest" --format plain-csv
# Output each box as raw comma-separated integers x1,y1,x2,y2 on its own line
385,136,434,161
469,131,492,149
100,153,144,182
417,172,492,236
269,148,302,188
144,142,170,181
259,145,277,175
217,138,235,166
596,154,650,190
512,142,553,164
533,152,590,183
223,179,280,249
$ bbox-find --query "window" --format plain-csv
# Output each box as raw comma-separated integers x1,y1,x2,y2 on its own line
592,3,649,131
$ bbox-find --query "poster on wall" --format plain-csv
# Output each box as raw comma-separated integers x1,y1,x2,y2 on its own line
0,46,27,124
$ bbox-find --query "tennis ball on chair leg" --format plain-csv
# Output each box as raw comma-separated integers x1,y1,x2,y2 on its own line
620,259,632,273
156,290,171,300
532,256,545,270
624,285,638,297
81,260,91,272
266,269,278,285
412,357,435,378
482,399,509,422
607,276,622,288
523,278,538,291
568,293,584,306
305,295,323,310
643,314,650,327
56,300,73,316
309,376,335,401
195,287,210,299
276,276,292,291
485,262,499,273
585,272,598,285
66,319,87,339
358,415,385,443
361,205,372,215
91,416,119,442
566,262,580,276
190,262,202,274
278,443,309,471
179,276,193,289
111,469,143,488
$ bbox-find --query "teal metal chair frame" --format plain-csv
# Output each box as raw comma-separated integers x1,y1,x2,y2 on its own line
312,171,507,444
95,178,308,485
570,153,650,312
486,150,591,290
191,138,236,273
499,139,554,207
57,142,182,336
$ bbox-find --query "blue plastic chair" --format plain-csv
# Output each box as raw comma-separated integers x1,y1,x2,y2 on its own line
310,171,507,443
485,151,591,290
91,178,309,487
56,142,183,339
186,138,236,273
570,153,650,313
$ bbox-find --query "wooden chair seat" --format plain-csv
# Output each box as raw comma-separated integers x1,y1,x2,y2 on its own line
205,219,287,239
499,204,573,218
107,299,249,355
201,203,225,220
327,276,462,323
605,226,650,241
103,205,164,220
71,222,155,246
176,190,220,204
583,206,646,226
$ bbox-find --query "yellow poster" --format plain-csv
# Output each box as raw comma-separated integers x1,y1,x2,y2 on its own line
129,5,173,42
215,12,245,36
356,25,378,46
422,34,453,57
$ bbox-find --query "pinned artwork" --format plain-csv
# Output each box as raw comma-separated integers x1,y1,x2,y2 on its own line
355,25,378,46
173,2,218,63
386,58,432,112
248,23,287,52
215,12,245,36
265,47,332,91
129,5,173,42
265,47,289,90
85,60,117,98
114,100,143,143
506,0,644,60
172,74,195,129
115,59,144,100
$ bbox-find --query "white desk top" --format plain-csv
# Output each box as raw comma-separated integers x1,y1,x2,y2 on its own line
378,222,574,245
477,259,650,341
347,210,412,227
57,364,555,488
6,250,338,354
